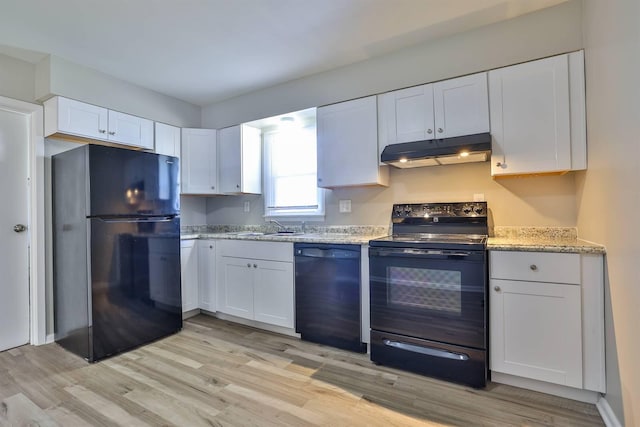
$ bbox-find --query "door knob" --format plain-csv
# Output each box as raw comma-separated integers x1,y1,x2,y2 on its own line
13,224,27,233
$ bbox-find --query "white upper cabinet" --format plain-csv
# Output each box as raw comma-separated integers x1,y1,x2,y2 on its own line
155,122,181,157
378,72,489,162
489,51,586,176
107,110,154,149
433,73,490,139
180,128,219,195
44,96,154,150
218,124,262,194
317,96,389,188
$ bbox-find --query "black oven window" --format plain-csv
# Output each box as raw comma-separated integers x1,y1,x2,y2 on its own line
387,267,462,314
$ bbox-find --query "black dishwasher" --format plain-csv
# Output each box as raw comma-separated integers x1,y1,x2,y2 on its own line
294,243,366,353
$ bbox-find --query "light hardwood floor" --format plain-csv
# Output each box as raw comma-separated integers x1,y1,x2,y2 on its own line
0,315,604,426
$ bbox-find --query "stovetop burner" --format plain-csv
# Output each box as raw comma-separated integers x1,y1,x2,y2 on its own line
370,202,489,250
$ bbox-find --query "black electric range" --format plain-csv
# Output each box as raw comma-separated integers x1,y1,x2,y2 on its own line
368,202,490,388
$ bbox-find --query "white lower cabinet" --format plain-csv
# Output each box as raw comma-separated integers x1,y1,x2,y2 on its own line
198,240,216,312
217,240,294,329
180,239,199,313
489,251,605,393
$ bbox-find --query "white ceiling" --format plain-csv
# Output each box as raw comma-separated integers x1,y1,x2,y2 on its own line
0,0,568,107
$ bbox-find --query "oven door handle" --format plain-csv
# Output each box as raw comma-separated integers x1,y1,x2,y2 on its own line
383,339,469,361
369,247,473,258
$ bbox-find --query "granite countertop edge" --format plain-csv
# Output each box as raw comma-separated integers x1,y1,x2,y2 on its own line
181,232,386,245
487,237,606,254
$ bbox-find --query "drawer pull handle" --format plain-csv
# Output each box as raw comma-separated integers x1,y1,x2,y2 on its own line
530,264,538,271
494,286,501,292
247,263,251,268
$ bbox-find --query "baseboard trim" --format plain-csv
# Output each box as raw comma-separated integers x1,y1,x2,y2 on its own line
491,372,600,403
596,396,623,427
213,312,299,338
45,333,54,344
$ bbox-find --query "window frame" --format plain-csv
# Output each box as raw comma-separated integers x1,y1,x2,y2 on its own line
262,123,325,220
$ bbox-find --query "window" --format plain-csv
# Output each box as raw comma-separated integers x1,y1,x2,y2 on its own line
262,113,324,218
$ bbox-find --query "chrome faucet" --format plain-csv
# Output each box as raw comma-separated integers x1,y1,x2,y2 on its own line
270,219,287,231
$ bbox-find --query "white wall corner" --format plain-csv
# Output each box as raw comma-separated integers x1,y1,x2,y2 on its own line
34,55,52,102
596,396,623,427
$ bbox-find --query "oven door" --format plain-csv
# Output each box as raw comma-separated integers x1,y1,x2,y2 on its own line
369,246,486,349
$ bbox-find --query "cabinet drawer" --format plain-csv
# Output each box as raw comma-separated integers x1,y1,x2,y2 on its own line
490,251,580,284
219,240,293,263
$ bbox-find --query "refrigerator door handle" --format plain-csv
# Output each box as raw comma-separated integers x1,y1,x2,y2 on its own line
96,215,177,223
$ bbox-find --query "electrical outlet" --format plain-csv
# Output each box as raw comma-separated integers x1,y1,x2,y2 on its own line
243,201,250,212
339,199,352,213
473,193,485,202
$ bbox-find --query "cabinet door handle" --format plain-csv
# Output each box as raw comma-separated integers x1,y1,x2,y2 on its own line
530,264,538,271
247,263,251,268
494,286,501,292
437,128,443,133
253,264,257,268
236,184,240,189
98,129,106,134
427,129,433,134
211,186,215,190
496,162,502,167
108,131,116,135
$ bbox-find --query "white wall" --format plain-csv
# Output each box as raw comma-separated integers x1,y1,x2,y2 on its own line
0,54,36,102
202,0,583,129
204,1,583,229
207,163,578,228
577,0,640,424
36,55,201,127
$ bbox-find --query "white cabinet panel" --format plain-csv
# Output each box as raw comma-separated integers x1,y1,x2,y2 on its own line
317,96,388,188
490,279,582,388
378,72,489,163
218,257,254,318
489,52,585,176
218,124,261,194
180,240,199,313
387,84,435,144
44,96,154,150
253,260,294,328
433,73,489,139
198,240,216,312
53,97,108,140
490,251,580,284
216,240,294,328
155,122,181,157
489,250,605,393
107,110,154,149
181,128,219,195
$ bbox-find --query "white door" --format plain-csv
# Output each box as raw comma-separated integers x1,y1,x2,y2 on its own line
0,108,30,351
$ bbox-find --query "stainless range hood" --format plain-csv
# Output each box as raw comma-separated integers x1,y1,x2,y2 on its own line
381,132,491,168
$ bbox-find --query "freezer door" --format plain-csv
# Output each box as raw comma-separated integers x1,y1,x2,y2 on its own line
88,145,180,216
89,216,182,361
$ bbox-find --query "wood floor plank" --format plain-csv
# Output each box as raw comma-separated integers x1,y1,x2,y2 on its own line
0,393,60,427
0,314,605,426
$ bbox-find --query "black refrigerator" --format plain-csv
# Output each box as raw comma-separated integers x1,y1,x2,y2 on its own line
53,144,182,362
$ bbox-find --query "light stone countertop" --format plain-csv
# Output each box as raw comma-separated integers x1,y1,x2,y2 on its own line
487,226,606,254
181,225,606,254
180,225,389,245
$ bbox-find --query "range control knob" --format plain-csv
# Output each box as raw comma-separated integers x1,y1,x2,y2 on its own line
474,206,484,215
404,205,413,215
462,205,473,215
